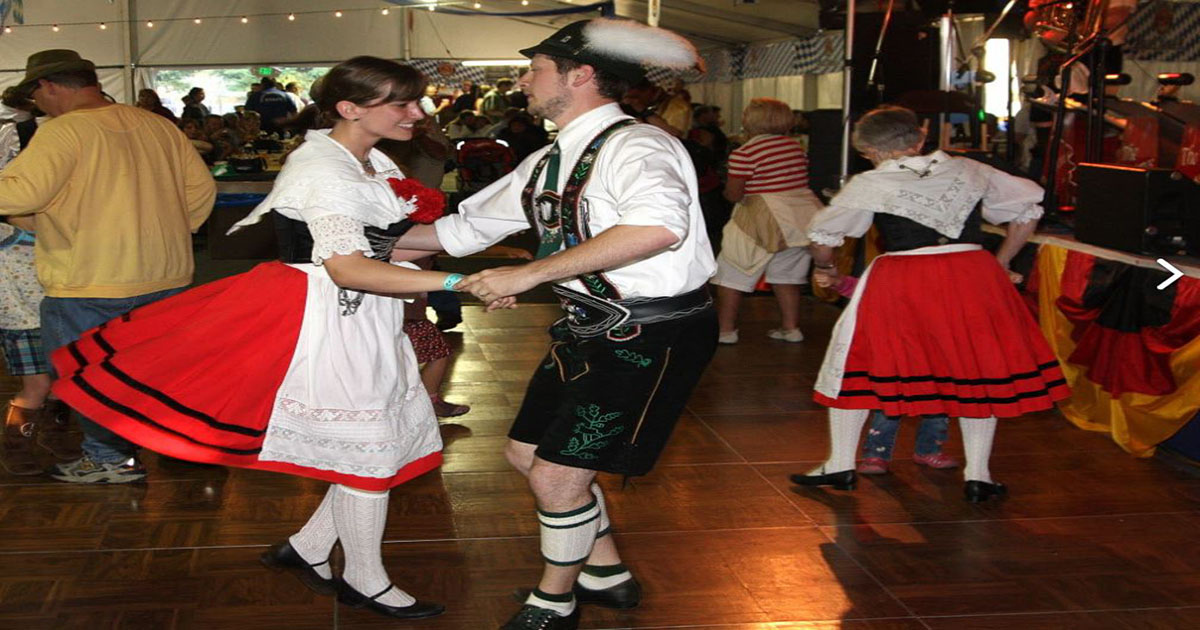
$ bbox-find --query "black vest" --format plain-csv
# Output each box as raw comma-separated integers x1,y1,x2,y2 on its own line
873,206,984,252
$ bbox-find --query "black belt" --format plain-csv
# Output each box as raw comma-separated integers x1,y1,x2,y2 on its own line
552,285,713,337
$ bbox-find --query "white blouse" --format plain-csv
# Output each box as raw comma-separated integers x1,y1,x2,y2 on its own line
230,130,414,265
434,102,716,299
808,151,1044,247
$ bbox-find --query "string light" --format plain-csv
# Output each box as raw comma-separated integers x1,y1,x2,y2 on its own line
146,20,153,28
521,0,529,5
241,16,249,24
287,13,295,21
428,4,436,10
335,11,343,17
4,26,11,34
474,1,482,6
381,8,390,15
99,22,107,30
52,24,59,32
194,18,202,24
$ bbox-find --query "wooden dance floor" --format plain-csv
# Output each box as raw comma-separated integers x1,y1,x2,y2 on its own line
2,297,1200,629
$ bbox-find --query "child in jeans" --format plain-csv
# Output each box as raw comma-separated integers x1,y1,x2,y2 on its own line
828,274,961,475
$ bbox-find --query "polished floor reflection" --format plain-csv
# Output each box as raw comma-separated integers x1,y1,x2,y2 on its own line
2,298,1199,629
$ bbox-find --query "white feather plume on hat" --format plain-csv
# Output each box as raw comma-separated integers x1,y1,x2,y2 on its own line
582,19,706,73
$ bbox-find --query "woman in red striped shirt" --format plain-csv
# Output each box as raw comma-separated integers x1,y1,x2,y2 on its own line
712,98,824,344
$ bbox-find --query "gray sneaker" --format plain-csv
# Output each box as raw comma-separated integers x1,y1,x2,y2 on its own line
50,455,146,484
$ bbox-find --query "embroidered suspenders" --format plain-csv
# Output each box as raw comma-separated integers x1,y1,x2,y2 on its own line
521,119,637,300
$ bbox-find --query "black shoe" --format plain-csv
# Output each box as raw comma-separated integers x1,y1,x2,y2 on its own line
500,604,580,630
259,541,336,596
789,468,857,490
573,577,641,609
964,480,1007,503
335,580,445,619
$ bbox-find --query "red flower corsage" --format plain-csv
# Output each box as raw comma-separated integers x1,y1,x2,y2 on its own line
387,177,445,224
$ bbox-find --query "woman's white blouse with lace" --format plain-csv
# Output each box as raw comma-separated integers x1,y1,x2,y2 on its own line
808,151,1044,247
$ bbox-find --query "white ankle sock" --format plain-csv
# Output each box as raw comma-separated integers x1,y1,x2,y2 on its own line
819,408,869,474
288,485,338,579
525,589,576,616
959,416,998,483
333,485,416,608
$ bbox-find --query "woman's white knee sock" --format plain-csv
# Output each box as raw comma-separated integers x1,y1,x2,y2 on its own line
334,485,416,607
959,416,998,483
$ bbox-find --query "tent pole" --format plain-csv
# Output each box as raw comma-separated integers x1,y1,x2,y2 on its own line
839,0,855,187
121,0,138,103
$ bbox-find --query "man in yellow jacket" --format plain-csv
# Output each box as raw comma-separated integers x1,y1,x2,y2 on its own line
0,50,215,483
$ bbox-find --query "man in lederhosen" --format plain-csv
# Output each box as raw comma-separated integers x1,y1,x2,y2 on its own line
396,18,716,630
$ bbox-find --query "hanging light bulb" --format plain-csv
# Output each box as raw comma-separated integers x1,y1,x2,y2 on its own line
335,10,343,17
241,16,249,24
288,13,296,21
521,0,529,5
145,21,153,28
52,24,60,32
381,8,390,15
474,1,482,6
428,4,436,10
4,26,12,34
194,18,202,24
99,22,107,30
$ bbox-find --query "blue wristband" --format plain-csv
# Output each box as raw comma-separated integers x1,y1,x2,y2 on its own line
443,273,465,291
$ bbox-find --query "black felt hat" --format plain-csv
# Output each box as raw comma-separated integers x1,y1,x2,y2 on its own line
519,19,703,84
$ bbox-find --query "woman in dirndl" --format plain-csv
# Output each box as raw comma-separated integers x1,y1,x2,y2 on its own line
789,106,1070,502
49,57,491,619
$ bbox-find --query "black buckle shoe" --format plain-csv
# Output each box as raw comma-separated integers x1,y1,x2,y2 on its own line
335,580,445,619
259,541,336,596
964,480,1007,503
500,604,580,630
573,577,641,609
789,468,857,490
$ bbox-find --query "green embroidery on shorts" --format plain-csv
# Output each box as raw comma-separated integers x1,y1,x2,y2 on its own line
614,349,652,368
560,404,625,460
582,275,609,297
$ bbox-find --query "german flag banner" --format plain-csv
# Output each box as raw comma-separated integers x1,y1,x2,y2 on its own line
1031,244,1200,456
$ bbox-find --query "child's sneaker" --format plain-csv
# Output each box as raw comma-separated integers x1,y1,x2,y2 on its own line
912,453,961,469
50,455,146,484
767,328,804,342
856,457,890,475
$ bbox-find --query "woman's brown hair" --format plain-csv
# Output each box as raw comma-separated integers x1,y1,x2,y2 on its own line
315,56,426,121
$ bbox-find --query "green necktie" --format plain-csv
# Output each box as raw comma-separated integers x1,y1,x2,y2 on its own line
534,143,563,260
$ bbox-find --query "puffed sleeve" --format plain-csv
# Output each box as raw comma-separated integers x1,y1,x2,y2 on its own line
304,213,371,265
807,176,876,247
603,130,693,245
979,163,1044,225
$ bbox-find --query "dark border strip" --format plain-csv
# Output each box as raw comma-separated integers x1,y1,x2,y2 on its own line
838,378,1068,404
842,361,1063,387
70,375,261,456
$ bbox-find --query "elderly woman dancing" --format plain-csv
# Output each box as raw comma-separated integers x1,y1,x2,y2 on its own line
790,106,1069,502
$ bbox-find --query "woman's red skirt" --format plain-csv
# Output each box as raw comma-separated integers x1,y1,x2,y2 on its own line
814,249,1070,418
50,262,441,490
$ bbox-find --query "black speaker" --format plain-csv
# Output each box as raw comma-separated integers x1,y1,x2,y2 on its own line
1075,163,1200,256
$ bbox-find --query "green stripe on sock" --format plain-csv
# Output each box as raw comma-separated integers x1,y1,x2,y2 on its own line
581,562,628,578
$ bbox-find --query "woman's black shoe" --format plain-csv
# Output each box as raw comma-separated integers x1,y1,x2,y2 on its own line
335,580,445,619
789,469,857,490
259,541,336,596
964,480,1007,503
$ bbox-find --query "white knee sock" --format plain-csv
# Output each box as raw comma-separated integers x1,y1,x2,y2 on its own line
288,485,338,579
577,483,635,591
538,499,601,567
334,485,416,608
959,416,998,483
819,408,870,474
590,483,610,538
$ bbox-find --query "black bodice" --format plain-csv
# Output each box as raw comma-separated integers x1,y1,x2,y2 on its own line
874,206,984,252
273,213,414,263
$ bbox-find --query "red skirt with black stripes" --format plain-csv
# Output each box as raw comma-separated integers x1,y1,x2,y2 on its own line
813,248,1070,418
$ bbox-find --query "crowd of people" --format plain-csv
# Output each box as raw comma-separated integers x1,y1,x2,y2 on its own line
0,16,1068,630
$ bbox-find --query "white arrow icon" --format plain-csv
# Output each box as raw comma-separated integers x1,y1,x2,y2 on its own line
1156,258,1184,290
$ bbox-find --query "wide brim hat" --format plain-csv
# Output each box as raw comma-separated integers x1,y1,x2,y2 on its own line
17,49,95,96
519,19,704,84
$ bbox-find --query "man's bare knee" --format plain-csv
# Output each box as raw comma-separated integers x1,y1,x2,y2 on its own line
505,440,537,477
527,458,596,512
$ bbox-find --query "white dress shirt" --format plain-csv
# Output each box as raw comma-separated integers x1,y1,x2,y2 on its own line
436,102,716,298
